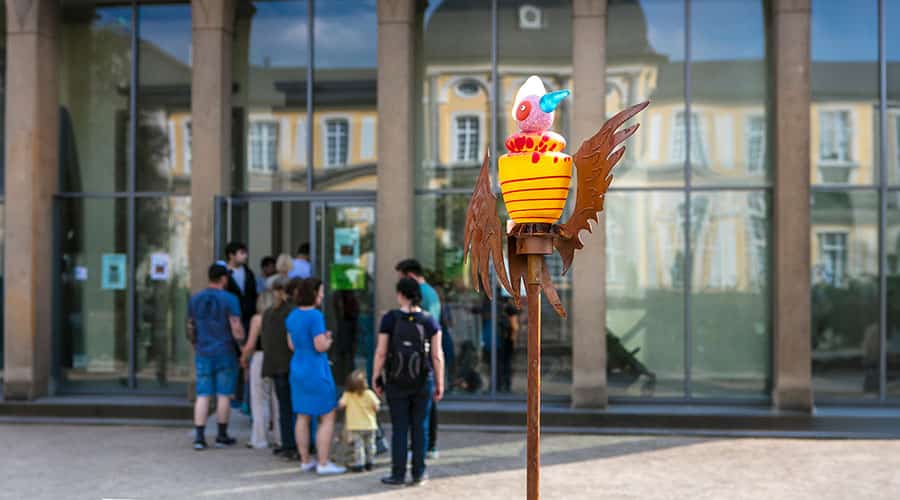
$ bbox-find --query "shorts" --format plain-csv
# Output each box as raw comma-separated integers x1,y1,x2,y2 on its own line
195,354,238,397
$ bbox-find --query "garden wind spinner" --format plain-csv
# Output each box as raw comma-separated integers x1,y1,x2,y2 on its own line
463,75,648,500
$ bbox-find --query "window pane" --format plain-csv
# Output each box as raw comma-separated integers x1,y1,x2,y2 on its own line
60,5,132,192
493,201,573,398
811,0,879,186
885,193,900,398
234,0,309,192
690,191,770,397
811,190,879,399
135,197,191,390
690,0,768,186
59,198,130,390
606,191,686,397
418,0,492,190
414,193,492,396
313,0,377,191
887,1,900,185
498,0,572,196
606,0,685,188
0,6,5,194
0,202,4,377
137,4,192,193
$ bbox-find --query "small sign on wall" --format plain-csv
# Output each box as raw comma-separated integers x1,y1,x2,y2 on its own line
334,227,360,265
150,252,170,281
101,253,127,290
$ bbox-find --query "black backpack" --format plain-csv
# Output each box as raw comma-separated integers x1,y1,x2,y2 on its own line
386,311,430,391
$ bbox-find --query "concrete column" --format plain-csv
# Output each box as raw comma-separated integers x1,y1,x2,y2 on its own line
375,0,417,318
570,0,608,408
772,0,812,411
190,0,235,292
3,0,59,400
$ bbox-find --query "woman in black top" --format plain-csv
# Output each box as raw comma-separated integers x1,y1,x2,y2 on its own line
257,278,296,457
372,278,445,486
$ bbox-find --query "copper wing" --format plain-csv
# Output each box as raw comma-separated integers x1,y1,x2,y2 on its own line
463,151,514,299
555,101,650,273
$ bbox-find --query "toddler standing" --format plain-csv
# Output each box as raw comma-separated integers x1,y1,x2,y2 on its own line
339,370,380,472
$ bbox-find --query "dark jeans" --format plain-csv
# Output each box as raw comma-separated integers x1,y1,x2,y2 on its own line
272,374,296,451
498,338,514,393
387,379,433,480
427,402,438,452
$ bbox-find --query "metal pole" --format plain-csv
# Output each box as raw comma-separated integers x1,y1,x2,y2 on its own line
127,1,140,389
878,0,887,401
682,0,693,399
489,0,500,399
526,253,542,500
306,0,315,192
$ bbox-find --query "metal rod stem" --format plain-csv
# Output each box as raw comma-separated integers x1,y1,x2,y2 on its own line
526,253,542,500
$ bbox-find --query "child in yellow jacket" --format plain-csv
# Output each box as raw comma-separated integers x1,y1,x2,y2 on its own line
339,370,381,472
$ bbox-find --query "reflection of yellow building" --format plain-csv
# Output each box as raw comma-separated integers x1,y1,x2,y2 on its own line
166,68,379,192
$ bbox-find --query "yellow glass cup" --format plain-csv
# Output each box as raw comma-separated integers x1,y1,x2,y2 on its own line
498,151,572,224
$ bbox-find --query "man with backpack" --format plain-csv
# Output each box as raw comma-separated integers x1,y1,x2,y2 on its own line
395,259,443,458
372,278,445,486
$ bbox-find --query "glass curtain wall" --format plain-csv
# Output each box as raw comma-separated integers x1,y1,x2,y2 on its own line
605,0,772,399
417,0,496,397
233,0,378,193
416,0,575,399
58,2,192,392
811,0,900,402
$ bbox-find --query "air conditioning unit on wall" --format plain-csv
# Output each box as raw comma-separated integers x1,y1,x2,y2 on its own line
519,4,543,30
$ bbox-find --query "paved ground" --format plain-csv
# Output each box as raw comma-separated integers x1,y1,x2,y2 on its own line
2,416,899,500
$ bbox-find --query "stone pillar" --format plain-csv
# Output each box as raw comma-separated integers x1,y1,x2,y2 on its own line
375,0,417,318
772,0,812,411
190,0,235,292
570,0,608,408
3,0,58,400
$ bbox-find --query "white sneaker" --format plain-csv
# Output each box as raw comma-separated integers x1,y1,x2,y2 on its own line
316,461,346,475
427,449,439,460
300,461,317,473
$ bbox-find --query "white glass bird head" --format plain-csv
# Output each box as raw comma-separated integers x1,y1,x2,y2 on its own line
511,76,570,133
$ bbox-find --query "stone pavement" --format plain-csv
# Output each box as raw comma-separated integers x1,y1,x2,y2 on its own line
2,417,899,499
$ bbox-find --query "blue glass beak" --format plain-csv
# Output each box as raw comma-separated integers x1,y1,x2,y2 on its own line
539,90,570,113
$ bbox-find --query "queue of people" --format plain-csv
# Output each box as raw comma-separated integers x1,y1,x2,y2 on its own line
187,245,447,486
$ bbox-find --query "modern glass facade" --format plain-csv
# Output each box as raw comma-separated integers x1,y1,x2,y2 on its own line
604,0,771,399
57,2,193,391
809,0,900,402
0,0,889,412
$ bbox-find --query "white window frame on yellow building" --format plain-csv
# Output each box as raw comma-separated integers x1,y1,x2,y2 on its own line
321,115,351,168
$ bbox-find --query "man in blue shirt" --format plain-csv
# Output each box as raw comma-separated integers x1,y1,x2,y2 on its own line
289,242,312,279
395,258,442,459
188,264,245,450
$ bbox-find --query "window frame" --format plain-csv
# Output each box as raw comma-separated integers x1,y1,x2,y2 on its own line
451,112,482,166
247,118,280,174
817,231,848,287
322,116,351,168
745,114,766,175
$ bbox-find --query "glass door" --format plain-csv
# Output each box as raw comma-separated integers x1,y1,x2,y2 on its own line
215,197,376,388
313,202,377,387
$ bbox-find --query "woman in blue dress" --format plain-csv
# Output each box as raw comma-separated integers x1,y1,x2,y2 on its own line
286,277,345,475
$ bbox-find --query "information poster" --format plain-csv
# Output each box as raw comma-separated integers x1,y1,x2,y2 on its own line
101,253,127,290
330,264,365,291
334,227,360,265
150,252,170,281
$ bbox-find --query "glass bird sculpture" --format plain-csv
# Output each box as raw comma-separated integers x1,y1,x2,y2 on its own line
464,76,649,317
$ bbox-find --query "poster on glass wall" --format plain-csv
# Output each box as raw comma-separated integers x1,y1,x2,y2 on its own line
101,253,127,290
334,227,360,265
150,252,170,281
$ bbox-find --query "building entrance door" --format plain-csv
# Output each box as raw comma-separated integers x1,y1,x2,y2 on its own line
216,196,376,387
